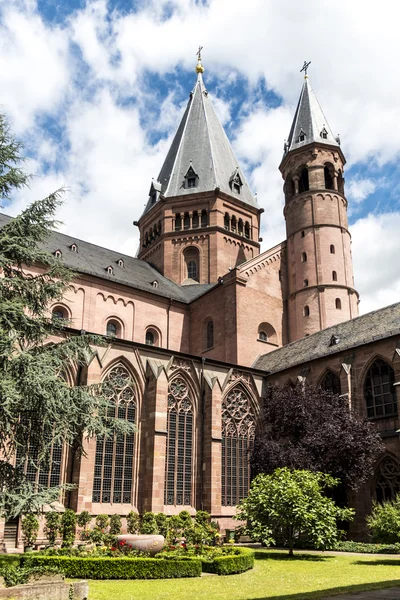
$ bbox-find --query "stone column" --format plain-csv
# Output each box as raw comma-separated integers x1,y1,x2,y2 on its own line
139,366,168,513
201,379,222,515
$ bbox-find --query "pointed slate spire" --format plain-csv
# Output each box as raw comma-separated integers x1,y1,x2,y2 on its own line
143,68,257,214
284,77,339,155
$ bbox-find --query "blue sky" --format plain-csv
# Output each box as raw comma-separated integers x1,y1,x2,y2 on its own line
1,0,400,314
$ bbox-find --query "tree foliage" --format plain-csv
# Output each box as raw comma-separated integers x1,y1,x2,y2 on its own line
236,468,354,555
252,382,383,490
0,113,134,518
367,495,400,543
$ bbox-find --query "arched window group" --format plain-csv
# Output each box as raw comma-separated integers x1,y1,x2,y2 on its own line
175,210,208,232
92,365,137,504
143,221,162,248
164,377,194,506
224,212,251,239
221,387,256,506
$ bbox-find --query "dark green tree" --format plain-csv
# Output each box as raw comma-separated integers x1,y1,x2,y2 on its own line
0,114,134,518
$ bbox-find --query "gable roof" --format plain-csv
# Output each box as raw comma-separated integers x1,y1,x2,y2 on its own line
253,302,400,373
0,213,214,304
143,72,257,214
284,77,339,155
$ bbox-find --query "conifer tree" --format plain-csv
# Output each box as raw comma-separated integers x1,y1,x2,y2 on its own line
0,114,133,518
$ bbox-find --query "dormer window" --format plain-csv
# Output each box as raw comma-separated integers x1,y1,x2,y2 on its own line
229,168,243,194
117,259,124,268
298,129,306,143
54,249,62,259
106,265,114,275
70,243,78,252
184,165,198,190
152,280,158,289
148,180,161,206
320,127,328,139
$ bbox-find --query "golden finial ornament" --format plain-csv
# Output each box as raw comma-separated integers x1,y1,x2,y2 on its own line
195,45,205,74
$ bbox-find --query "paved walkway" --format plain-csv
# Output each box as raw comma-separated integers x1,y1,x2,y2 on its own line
322,588,400,599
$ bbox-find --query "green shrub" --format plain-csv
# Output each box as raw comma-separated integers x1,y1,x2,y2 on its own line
201,547,254,575
95,514,109,531
167,515,183,542
109,515,122,535
195,511,210,526
77,511,92,532
127,511,140,534
21,555,202,579
44,511,61,546
0,564,62,587
60,509,76,547
141,512,159,535
335,540,400,554
21,514,39,547
367,496,400,543
155,513,169,538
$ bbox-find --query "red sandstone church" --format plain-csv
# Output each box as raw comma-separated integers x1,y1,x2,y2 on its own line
1,57,400,548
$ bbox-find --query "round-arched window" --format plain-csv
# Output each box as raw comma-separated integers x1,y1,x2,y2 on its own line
183,247,200,283
52,306,68,321
145,327,160,347
106,320,120,337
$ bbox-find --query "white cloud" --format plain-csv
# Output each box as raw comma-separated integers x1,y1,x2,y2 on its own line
346,178,377,204
1,0,400,315
352,212,400,315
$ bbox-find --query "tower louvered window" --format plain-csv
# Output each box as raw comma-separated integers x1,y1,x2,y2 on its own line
221,387,255,506
92,365,136,503
164,377,193,506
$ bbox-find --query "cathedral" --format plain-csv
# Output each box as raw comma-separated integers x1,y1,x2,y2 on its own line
1,55,400,549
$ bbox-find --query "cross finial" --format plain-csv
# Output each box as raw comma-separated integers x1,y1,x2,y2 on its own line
195,45,205,74
300,60,311,78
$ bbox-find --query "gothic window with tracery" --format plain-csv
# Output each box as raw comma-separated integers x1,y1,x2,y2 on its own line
164,377,193,506
92,365,136,504
15,426,63,490
365,358,397,419
221,387,256,506
375,456,400,503
321,370,341,396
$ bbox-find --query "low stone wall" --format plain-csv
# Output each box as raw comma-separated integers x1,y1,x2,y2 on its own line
0,580,88,599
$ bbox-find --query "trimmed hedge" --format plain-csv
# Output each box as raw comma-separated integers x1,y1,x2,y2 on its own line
202,547,254,575
334,541,400,554
21,555,202,579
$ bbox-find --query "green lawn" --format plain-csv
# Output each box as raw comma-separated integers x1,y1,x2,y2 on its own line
87,550,400,600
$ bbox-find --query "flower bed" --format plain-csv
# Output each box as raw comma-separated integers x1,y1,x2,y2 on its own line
21,555,202,580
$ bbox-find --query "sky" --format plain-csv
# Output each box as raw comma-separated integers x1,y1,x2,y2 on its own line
1,0,400,315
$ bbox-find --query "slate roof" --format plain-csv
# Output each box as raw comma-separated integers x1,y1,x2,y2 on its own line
253,302,400,373
0,213,214,304
143,73,258,214
284,77,339,155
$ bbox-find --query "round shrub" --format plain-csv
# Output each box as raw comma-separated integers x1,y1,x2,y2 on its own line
109,515,122,535
141,512,159,535
127,511,140,534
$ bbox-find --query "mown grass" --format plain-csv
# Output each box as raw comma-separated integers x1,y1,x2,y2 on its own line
87,550,400,600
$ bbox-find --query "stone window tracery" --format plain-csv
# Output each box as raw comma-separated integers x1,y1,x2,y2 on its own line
375,456,400,503
365,358,397,419
221,387,256,506
321,370,341,396
164,377,193,506
92,365,137,504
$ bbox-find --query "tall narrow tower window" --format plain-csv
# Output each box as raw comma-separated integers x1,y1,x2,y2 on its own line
244,222,250,239
238,219,244,236
299,168,309,193
184,247,200,282
304,305,310,317
330,244,335,254
324,166,334,190
192,212,199,228
332,271,337,281
231,216,237,233
184,213,190,230
175,214,182,231
201,210,208,228
224,213,230,230
301,252,307,263
335,298,342,310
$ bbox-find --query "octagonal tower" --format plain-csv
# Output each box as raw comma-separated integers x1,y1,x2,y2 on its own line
280,74,359,342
